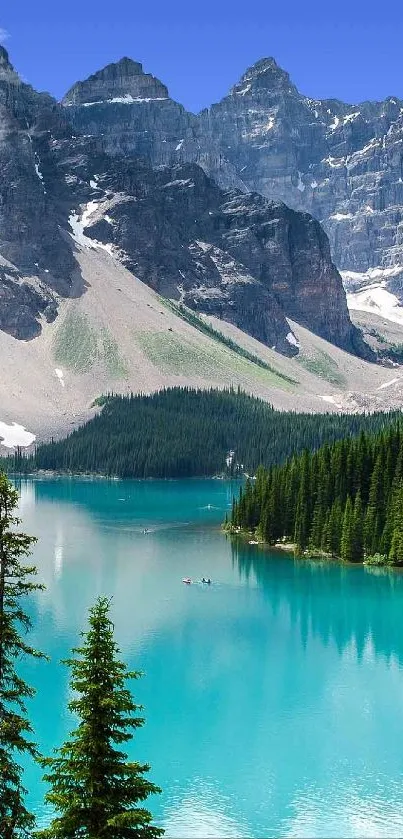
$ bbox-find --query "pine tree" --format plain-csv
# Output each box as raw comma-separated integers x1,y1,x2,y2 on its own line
364,451,386,555
0,473,45,839
351,491,364,562
294,451,311,550
327,499,343,556
388,484,403,565
258,500,273,543
309,500,325,551
37,597,163,839
340,497,354,562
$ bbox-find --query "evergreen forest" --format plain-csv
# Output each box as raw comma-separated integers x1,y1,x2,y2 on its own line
7,387,403,479
229,422,403,565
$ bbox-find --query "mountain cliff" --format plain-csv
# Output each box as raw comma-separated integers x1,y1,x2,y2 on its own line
199,57,403,282
0,46,77,337
0,47,364,360
62,55,403,314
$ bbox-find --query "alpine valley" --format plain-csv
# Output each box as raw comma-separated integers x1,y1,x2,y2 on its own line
2,46,403,446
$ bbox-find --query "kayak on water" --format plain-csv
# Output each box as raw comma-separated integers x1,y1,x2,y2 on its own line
182,577,212,585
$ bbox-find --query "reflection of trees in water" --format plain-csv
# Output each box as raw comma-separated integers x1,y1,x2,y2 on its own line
231,540,403,667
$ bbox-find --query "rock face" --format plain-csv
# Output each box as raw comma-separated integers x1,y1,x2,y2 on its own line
62,57,247,189
0,46,75,337
199,57,403,280
62,56,403,297
0,47,367,359
63,57,169,105
62,57,191,163
51,143,367,356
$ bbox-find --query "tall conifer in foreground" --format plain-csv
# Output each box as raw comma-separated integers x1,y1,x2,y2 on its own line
37,597,163,839
0,473,45,838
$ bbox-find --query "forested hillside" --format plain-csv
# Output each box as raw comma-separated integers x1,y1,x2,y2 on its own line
230,423,403,565
27,388,401,478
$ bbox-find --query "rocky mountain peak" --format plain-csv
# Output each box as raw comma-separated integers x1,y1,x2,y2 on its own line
62,57,169,106
230,56,298,97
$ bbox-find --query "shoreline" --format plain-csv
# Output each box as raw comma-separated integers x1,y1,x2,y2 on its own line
9,470,245,482
225,526,401,571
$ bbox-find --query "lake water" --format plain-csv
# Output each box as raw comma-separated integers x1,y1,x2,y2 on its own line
15,478,403,837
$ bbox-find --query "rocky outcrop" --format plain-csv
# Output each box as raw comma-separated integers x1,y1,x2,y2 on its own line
62,57,193,163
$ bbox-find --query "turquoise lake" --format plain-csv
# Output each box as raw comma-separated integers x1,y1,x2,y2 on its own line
15,477,403,837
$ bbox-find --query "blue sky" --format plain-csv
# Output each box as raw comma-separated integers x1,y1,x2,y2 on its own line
2,1,403,111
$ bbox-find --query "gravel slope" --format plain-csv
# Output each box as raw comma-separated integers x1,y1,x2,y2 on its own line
0,242,402,449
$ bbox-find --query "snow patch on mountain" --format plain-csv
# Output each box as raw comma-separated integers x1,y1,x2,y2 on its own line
343,266,403,325
236,83,252,96
331,212,354,221
55,368,65,387
286,331,300,348
324,156,346,168
67,95,169,107
0,421,36,448
34,155,46,194
68,201,114,255
297,172,305,192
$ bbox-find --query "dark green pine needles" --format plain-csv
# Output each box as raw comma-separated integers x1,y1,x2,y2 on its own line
36,597,163,839
0,473,45,839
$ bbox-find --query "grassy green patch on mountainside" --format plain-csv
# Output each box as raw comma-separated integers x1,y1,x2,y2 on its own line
137,326,296,391
53,314,127,378
296,349,347,388
53,311,99,373
161,299,298,386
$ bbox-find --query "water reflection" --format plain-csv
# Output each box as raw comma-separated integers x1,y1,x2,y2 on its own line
232,540,403,668
15,479,403,838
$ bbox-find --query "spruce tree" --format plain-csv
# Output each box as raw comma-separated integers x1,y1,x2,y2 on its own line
364,451,386,555
294,451,311,550
327,499,343,556
388,484,403,565
340,497,354,562
351,491,364,562
37,597,163,839
0,473,45,839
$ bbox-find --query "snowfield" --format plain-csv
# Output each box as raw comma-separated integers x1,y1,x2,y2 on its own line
0,421,36,448
343,267,403,326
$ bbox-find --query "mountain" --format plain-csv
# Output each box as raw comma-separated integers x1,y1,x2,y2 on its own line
198,57,403,273
63,55,403,323
198,57,403,323
61,56,244,190
2,46,403,447
0,47,363,357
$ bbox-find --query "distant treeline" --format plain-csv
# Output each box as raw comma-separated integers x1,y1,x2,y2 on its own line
3,387,402,479
229,423,403,565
